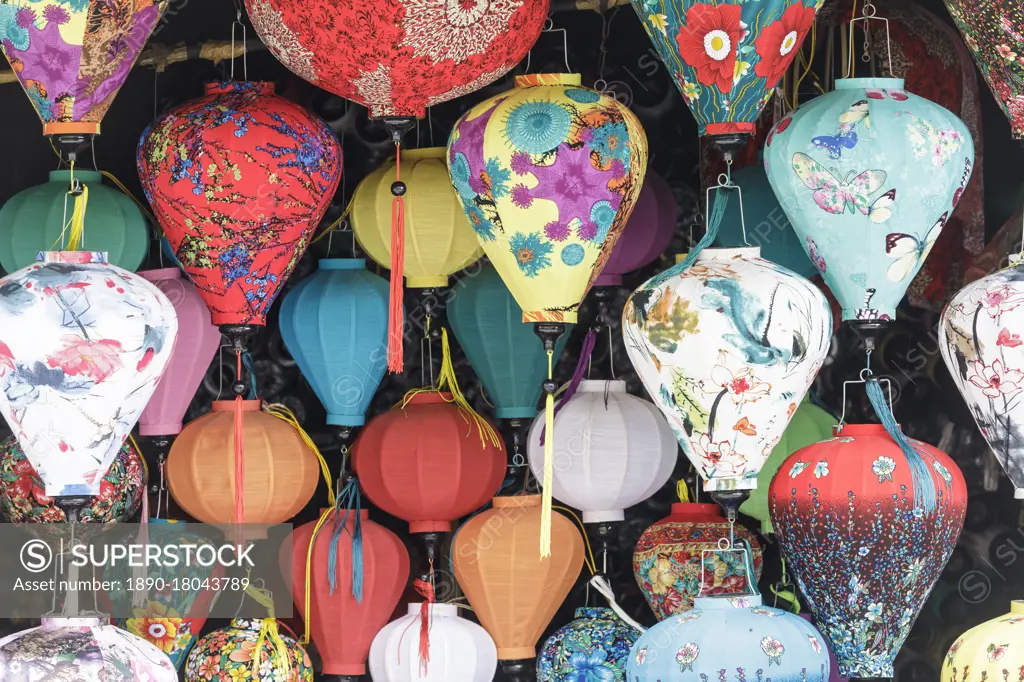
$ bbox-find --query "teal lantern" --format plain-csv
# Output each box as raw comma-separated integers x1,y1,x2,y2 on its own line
448,265,571,420
764,78,974,324
279,258,391,427
0,170,148,273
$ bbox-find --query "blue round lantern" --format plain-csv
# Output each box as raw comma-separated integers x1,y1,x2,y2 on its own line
538,607,640,682
627,594,830,682
448,265,571,420
279,258,391,427
764,77,973,322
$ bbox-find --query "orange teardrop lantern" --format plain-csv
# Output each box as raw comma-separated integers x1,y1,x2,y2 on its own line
166,401,319,538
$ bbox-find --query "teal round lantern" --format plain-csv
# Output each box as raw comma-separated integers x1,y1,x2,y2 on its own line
538,607,640,681
764,78,973,323
0,170,148,273
713,161,817,279
279,258,391,427
448,265,571,420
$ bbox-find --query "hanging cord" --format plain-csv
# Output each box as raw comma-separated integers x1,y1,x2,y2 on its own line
261,403,336,508
540,349,556,557
539,328,597,445
387,146,407,373
245,583,290,680
128,433,149,609
51,161,89,251
770,557,801,613
100,171,158,226
309,196,355,245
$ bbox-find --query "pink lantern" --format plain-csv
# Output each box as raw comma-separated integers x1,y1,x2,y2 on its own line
137,268,221,436
595,170,677,286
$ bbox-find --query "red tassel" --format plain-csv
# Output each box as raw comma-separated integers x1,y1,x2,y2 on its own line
233,352,246,526
387,144,405,373
413,564,435,675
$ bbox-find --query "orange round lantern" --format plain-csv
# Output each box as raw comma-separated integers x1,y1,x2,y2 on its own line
167,401,319,537
453,495,584,679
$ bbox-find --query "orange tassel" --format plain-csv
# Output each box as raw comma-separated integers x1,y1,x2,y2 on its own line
413,562,435,675
387,144,405,373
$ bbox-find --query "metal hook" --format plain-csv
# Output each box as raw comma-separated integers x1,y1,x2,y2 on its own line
230,19,248,81
705,170,748,246
846,3,893,77
524,16,571,74
836,371,894,431
696,540,755,598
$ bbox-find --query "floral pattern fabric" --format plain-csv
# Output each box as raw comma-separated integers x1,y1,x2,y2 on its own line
942,602,1024,682
243,0,547,118
0,252,176,497
0,0,168,133
538,607,639,682
447,74,647,323
138,81,342,326
185,618,313,682
630,0,825,135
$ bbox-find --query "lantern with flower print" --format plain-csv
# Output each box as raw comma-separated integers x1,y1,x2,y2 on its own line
630,0,825,144
185,618,313,681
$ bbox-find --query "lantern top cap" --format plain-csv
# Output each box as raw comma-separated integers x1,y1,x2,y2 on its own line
515,73,583,88
576,379,627,394
694,594,764,611
319,258,367,271
697,246,762,262
667,501,726,520
212,400,262,413
398,147,446,161
1013,600,1024,614
38,251,108,265
832,423,892,437
49,169,102,184
492,494,540,509
139,267,183,282
406,602,459,618
835,77,906,91
42,618,101,629
205,81,276,96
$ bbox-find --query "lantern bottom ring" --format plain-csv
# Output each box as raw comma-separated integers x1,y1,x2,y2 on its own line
582,509,625,524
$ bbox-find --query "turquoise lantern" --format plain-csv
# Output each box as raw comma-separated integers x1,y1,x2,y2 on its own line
764,78,973,326
448,265,571,420
279,258,391,427
0,170,148,273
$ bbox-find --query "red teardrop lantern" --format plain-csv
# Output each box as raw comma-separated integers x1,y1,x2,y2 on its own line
352,392,506,533
138,81,342,327
285,509,410,677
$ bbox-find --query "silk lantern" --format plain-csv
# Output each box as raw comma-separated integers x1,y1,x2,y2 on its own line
369,603,498,682
0,251,176,498
453,495,585,671
448,264,571,420
769,424,967,677
0,435,144,523
538,607,640,682
287,509,410,678
352,391,506,533
0,618,177,681
596,170,677,286
633,502,763,619
0,171,148,272
622,246,831,495
0,1,168,143
166,401,319,535
940,262,1024,498
942,601,1024,682
763,78,974,324
185,619,313,682
138,268,221,436
526,379,677,523
631,0,824,145
626,595,831,681
279,259,389,428
137,81,342,335
944,0,1024,139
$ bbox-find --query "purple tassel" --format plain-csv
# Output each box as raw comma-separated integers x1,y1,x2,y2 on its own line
540,328,597,445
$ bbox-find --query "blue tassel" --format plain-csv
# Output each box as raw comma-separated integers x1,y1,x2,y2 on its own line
866,378,937,513
327,478,364,602
738,538,761,596
242,351,257,399
644,191,731,290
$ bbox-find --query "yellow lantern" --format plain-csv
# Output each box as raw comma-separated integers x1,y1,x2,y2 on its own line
942,600,1024,682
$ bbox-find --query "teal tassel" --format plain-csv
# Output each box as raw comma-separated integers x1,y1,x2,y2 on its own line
644,191,731,290
866,378,937,513
328,478,364,602
738,538,761,596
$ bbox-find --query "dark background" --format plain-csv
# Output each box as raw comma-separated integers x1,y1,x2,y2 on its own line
1,0,1024,680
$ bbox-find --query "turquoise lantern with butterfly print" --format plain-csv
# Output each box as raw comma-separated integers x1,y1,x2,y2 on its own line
764,77,974,324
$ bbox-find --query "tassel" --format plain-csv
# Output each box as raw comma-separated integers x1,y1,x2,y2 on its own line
52,161,90,252
676,479,691,503
328,478,363,601
540,328,597,446
866,377,937,512
262,403,336,508
252,616,290,679
540,349,555,558
233,356,245,525
387,145,406,373
413,568,435,676
645,189,731,292
301,507,335,646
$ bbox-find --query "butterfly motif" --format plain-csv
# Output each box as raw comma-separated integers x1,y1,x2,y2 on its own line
886,212,946,283
733,417,757,436
792,153,888,216
952,157,972,207
869,189,896,224
866,88,909,101
904,114,965,167
812,101,869,160
805,236,826,273
998,328,1023,348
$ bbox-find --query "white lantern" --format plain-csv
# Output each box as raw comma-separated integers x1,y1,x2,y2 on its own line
369,603,497,682
527,379,677,523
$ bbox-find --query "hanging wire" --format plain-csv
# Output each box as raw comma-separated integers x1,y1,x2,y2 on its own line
230,9,248,81
524,17,571,74
846,2,892,78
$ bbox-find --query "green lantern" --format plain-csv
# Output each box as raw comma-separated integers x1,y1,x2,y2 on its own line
0,170,148,273
740,396,835,533
448,265,571,420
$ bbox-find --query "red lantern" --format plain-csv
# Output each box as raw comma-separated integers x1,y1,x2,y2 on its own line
769,424,967,678
352,392,506,534
137,81,342,331
285,509,410,678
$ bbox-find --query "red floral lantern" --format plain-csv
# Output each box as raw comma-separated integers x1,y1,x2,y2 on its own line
769,424,967,678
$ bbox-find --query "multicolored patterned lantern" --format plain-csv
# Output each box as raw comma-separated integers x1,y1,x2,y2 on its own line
137,81,342,329
764,78,974,323
631,0,825,141
633,502,763,619
185,619,313,681
944,0,1024,139
538,607,640,682
942,601,1024,682
243,0,548,118
0,435,144,523
0,618,177,681
940,262,1024,498
626,594,831,681
769,424,967,677
0,251,177,497
622,247,831,493
596,170,678,286
0,1,168,141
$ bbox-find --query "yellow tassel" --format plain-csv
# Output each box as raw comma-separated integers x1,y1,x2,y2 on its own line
100,170,158,227
243,580,291,678
302,507,336,645
676,480,691,504
50,161,89,252
554,505,597,575
262,402,336,507
540,349,554,558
